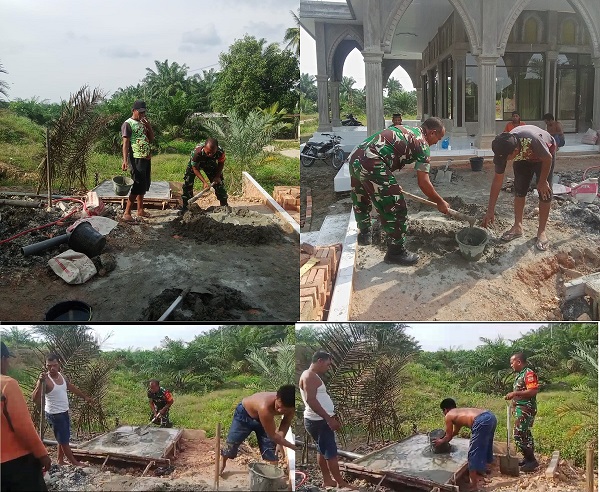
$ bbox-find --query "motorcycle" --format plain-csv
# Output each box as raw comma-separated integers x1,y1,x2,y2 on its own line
341,113,363,126
300,133,345,170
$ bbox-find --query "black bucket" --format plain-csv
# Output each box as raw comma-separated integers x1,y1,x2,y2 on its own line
429,429,451,453
68,221,106,258
470,157,484,171
45,301,92,321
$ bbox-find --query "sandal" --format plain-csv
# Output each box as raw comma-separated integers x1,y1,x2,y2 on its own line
136,211,151,218
500,230,523,242
535,238,549,251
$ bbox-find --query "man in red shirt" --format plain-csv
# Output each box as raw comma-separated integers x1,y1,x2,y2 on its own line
503,111,526,132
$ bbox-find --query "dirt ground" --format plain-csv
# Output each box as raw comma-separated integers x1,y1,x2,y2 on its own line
0,193,298,321
43,436,280,491
301,154,600,321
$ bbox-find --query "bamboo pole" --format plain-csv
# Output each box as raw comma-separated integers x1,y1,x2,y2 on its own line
46,127,52,211
586,442,594,492
38,379,45,439
214,422,221,491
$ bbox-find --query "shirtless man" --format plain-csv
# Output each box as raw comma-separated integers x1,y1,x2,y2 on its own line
543,113,565,148
220,385,296,476
299,351,357,490
434,398,497,491
32,354,94,466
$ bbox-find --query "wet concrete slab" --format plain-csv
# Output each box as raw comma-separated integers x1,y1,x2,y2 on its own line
78,426,182,459
353,434,469,484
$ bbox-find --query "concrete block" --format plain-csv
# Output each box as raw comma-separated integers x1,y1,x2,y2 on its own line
545,451,560,477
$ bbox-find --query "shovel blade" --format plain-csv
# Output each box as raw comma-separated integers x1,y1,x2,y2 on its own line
499,454,520,476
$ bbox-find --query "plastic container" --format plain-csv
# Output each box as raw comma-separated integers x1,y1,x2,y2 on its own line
45,301,92,321
68,221,106,258
248,463,286,491
441,138,449,149
113,175,134,196
470,157,484,171
456,227,488,261
570,178,598,204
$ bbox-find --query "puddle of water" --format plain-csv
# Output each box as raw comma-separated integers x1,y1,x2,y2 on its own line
353,434,469,484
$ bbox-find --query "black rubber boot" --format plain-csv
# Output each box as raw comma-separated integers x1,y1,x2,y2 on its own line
357,228,372,246
519,448,538,472
219,199,229,207
384,244,419,265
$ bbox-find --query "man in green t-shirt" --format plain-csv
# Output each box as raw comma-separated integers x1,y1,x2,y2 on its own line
505,352,539,472
121,100,155,222
349,117,449,265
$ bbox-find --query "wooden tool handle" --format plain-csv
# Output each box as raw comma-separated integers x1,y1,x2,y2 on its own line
402,191,475,226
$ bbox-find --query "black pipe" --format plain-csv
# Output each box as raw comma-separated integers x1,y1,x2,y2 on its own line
22,234,71,256
295,438,364,460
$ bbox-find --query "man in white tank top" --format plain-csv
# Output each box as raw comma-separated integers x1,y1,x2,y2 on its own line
32,354,94,467
299,351,357,490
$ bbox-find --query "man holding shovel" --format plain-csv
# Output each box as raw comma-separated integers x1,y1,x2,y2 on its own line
299,351,357,490
433,398,497,491
505,352,539,472
220,385,296,476
349,117,449,265
147,379,174,428
181,137,229,210
1,342,51,491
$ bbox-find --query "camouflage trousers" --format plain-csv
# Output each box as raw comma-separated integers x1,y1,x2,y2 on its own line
349,148,408,246
513,405,536,450
182,164,228,206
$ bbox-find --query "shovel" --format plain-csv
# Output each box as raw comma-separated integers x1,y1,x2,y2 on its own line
402,191,476,227
436,159,453,183
135,414,161,436
499,403,520,476
188,183,215,205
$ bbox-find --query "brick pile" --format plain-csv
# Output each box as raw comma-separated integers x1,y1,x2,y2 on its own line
273,186,300,224
300,242,342,321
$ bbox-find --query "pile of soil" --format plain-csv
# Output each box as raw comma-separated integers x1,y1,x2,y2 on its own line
173,206,286,245
140,286,264,321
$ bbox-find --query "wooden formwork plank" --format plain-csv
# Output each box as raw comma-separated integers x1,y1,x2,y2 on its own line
545,450,560,478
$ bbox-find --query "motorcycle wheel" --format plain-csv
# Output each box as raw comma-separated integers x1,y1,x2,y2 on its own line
300,147,316,167
331,148,345,170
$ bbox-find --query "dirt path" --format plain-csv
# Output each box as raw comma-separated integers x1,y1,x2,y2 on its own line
346,157,600,321
0,197,298,321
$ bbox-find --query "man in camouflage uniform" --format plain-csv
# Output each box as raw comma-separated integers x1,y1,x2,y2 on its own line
147,379,174,428
505,352,539,472
182,137,228,209
349,117,449,265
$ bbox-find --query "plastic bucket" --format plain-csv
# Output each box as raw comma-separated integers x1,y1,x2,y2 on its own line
429,429,451,454
470,157,484,171
68,221,106,258
456,227,488,261
45,301,92,321
248,463,286,491
113,175,134,196
571,178,598,204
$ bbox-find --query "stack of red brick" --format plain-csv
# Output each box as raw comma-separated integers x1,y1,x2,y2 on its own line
273,186,300,224
300,242,342,321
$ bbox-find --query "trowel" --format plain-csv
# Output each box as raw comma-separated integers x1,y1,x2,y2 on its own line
403,191,476,227
135,414,161,436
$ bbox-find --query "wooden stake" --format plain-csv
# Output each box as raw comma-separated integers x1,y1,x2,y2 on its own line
214,422,221,491
46,127,52,211
38,379,45,439
142,460,154,477
586,442,594,492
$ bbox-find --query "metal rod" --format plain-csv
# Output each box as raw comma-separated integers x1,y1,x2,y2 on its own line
46,127,52,210
157,288,190,321
214,422,221,491
43,438,79,448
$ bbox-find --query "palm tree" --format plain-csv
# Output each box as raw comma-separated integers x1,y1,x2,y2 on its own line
283,10,300,57
144,60,190,98
386,77,403,94
245,341,295,390
340,76,357,108
0,62,9,100
0,327,37,348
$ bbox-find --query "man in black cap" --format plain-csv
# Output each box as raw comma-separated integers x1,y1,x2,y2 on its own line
482,125,556,251
121,100,155,222
1,342,52,491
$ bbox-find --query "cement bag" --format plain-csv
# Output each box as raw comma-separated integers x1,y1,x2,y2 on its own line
48,249,97,284
581,128,598,145
66,216,118,236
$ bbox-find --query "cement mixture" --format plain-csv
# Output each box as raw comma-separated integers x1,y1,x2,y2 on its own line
0,202,298,321
347,157,600,321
